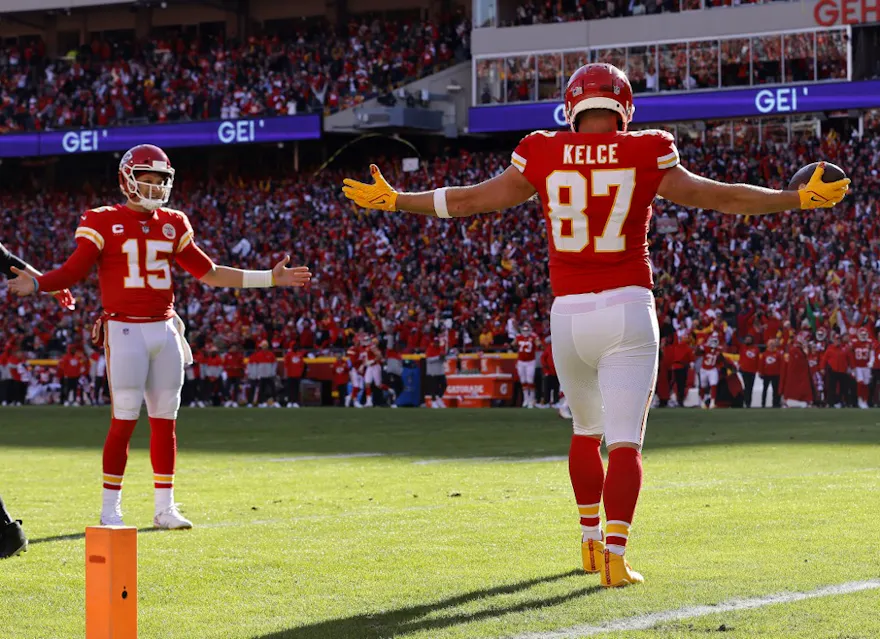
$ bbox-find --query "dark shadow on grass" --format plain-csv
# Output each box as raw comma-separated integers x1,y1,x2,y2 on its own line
252,570,602,639
29,527,173,545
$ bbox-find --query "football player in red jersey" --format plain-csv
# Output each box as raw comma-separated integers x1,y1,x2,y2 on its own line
697,333,723,410
341,63,850,587
362,335,384,407
8,144,311,529
515,323,540,408
852,327,874,409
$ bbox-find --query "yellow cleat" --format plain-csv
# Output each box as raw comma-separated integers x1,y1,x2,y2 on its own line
600,549,644,588
581,537,605,573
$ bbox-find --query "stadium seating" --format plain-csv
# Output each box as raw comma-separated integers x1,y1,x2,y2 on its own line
0,11,470,133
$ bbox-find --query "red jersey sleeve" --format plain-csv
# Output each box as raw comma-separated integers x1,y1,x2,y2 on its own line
174,211,197,255
74,208,108,253
511,130,555,189
651,130,680,171
172,212,214,279
36,208,105,291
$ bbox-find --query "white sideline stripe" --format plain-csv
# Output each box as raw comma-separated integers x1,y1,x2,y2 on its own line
509,579,880,639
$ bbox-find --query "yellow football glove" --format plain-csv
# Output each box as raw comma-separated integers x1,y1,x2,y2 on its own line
342,164,399,212
798,163,851,210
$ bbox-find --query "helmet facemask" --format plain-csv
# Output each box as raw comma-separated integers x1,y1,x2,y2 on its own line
121,165,175,211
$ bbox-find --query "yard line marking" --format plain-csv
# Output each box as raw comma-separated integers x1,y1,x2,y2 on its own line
509,579,880,639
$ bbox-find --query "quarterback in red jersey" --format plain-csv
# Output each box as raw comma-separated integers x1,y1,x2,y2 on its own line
9,144,311,529
341,63,849,587
515,323,540,408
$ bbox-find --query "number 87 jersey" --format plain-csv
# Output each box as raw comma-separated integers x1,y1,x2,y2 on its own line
511,128,679,297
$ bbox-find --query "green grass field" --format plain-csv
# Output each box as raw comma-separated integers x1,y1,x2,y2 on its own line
0,407,878,639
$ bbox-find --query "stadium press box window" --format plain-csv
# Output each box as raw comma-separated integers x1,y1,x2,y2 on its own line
472,27,850,106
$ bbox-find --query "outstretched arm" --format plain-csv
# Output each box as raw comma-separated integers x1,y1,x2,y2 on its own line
175,243,311,289
657,162,849,216
342,164,537,218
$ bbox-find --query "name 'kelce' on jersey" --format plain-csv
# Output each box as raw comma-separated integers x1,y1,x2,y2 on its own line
562,143,619,165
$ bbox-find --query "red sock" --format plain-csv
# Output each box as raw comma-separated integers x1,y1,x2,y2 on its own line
149,417,176,487
603,447,643,554
569,435,604,539
103,418,137,486
710,385,718,400
365,387,372,398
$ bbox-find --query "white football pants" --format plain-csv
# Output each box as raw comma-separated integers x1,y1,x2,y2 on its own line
105,319,186,420
550,286,659,448
516,360,537,385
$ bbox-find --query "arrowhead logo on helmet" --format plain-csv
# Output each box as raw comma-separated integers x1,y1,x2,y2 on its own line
564,63,635,132
118,144,176,211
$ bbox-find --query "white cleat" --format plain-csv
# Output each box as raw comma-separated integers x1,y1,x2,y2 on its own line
558,403,572,420
153,505,193,530
100,508,126,527
365,397,374,408
344,396,352,407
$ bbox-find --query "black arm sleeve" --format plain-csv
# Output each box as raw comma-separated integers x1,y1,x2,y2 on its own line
0,241,30,279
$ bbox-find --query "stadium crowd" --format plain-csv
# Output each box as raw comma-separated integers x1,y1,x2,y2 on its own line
504,0,791,26
2,120,880,408
0,10,470,133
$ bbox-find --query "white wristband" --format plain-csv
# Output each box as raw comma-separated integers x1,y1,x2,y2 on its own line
242,270,274,288
434,187,451,219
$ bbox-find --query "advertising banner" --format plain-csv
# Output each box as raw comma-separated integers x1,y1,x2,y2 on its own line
468,80,880,133
0,114,322,158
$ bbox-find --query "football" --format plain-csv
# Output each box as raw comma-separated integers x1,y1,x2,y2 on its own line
787,161,847,190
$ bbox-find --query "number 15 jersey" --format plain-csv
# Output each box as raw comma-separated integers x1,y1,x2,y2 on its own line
511,129,679,297
75,204,213,321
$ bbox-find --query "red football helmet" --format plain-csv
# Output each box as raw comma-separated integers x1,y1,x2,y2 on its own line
858,327,870,341
118,144,175,211
564,63,634,132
